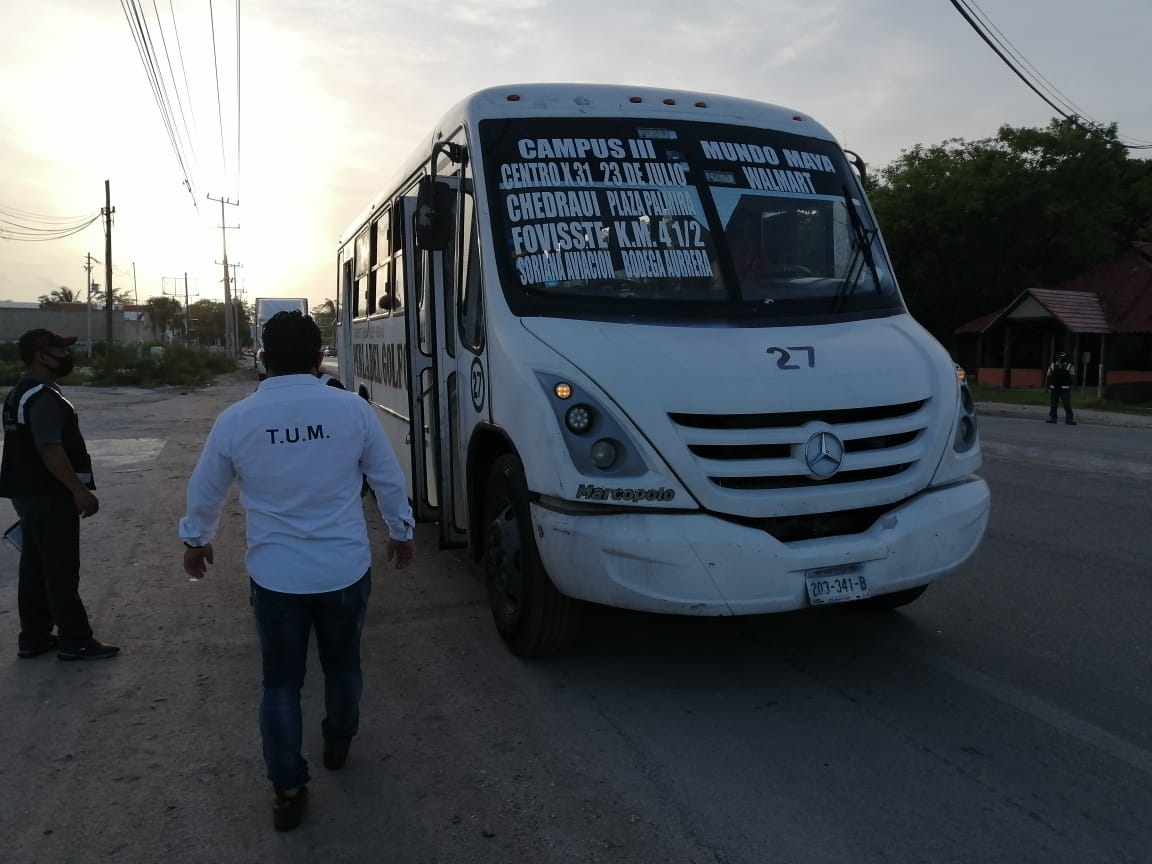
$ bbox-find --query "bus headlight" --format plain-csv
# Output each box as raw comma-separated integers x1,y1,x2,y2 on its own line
590,439,618,469
953,380,978,453
537,372,649,478
565,405,593,434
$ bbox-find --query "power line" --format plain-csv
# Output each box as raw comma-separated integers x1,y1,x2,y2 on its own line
167,0,202,176
0,204,101,224
209,0,230,191
949,0,1152,150
236,0,241,199
149,0,200,180
0,214,101,242
963,0,1091,121
120,0,198,201
118,0,241,207
119,0,202,208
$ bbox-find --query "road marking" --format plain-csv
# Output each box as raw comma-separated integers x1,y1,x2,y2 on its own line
908,648,1152,780
86,438,166,468
982,441,1152,479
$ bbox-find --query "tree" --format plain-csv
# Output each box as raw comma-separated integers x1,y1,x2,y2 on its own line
311,298,336,345
236,301,254,349
89,284,134,307
187,299,227,346
144,296,185,340
186,299,255,349
37,286,77,307
868,119,1152,343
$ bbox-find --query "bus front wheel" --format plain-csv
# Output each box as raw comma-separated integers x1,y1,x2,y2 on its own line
483,455,581,658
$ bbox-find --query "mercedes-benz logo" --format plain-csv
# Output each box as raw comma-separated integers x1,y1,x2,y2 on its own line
803,431,845,479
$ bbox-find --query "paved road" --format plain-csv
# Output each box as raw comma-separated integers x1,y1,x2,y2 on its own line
976,399,1152,428
0,379,1149,863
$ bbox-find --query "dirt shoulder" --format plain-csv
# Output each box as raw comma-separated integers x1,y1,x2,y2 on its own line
1,370,708,864
0,373,500,863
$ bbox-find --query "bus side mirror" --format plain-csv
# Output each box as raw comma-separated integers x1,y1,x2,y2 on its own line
415,178,454,251
844,149,868,186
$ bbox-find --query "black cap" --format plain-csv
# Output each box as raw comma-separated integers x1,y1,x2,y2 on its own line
19,328,78,362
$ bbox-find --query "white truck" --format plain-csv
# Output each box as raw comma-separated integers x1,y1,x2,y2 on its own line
252,297,309,379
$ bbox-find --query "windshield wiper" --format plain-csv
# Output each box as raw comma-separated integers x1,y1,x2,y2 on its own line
831,184,881,311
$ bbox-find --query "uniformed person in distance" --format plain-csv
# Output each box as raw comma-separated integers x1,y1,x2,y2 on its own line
178,310,415,831
1046,351,1077,425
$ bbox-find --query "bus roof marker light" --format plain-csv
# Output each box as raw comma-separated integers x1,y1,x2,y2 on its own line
554,382,572,400
507,94,521,102
694,101,708,108
629,96,643,103
792,114,806,122
663,98,676,105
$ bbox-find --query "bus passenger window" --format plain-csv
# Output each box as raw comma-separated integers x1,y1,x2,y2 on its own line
460,193,484,352
357,277,370,317
343,258,356,318
371,212,390,315
363,277,375,318
355,228,371,317
378,279,401,313
392,253,407,316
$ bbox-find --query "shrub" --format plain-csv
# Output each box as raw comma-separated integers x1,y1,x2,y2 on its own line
87,343,239,387
1104,382,1152,405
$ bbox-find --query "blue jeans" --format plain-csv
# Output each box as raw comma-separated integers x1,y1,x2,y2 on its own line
250,570,371,790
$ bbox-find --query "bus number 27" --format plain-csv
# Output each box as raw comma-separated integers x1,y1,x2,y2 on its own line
766,346,815,370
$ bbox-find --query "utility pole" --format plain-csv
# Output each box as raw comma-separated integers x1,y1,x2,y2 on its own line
228,261,244,350
207,194,239,356
185,273,191,344
83,254,100,358
131,262,141,352
102,180,115,350
162,274,198,345
214,259,242,354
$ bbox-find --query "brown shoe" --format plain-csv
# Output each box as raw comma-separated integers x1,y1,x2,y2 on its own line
272,785,308,831
323,741,349,770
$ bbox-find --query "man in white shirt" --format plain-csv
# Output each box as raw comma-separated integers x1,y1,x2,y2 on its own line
179,310,415,831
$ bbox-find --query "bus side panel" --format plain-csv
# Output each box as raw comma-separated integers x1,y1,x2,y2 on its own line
351,314,416,502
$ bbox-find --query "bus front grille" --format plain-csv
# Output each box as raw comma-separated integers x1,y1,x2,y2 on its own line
668,400,930,493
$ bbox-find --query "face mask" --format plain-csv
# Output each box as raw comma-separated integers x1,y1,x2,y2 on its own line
43,351,75,379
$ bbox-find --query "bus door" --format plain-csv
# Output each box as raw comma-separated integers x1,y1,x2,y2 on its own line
397,193,436,523
405,176,468,548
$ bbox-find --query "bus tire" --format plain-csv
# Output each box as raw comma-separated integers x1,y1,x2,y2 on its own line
483,454,581,658
858,585,927,610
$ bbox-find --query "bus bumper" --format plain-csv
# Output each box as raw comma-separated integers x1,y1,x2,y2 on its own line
530,476,990,615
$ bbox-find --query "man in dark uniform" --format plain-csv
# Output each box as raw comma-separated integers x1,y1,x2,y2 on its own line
1046,351,1077,425
0,329,119,660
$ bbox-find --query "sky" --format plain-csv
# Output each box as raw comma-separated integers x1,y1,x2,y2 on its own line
1,0,1150,309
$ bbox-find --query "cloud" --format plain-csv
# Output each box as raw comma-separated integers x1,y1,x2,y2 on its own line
1,0,1149,304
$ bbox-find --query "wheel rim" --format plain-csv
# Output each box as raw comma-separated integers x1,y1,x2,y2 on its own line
486,500,526,619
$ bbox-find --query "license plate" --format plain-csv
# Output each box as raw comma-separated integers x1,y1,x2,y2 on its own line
805,564,870,605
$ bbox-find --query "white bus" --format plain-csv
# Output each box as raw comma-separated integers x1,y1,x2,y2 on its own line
336,83,989,657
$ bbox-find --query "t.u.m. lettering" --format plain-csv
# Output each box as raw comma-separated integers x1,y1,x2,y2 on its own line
266,424,328,444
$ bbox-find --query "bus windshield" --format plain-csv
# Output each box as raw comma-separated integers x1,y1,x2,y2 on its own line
480,117,903,320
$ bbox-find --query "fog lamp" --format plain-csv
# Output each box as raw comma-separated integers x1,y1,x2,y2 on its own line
590,439,618,469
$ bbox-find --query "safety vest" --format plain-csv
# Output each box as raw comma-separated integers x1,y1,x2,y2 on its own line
0,376,95,498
